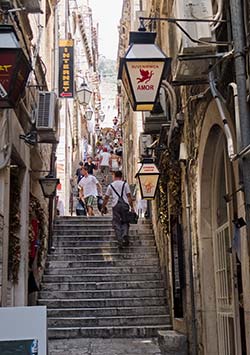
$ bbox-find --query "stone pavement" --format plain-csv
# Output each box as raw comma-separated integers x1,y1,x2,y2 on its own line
49,337,162,355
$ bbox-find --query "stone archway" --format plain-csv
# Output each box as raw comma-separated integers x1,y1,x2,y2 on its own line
199,124,221,355
198,100,242,354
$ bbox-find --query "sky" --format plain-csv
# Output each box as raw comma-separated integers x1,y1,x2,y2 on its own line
88,0,123,60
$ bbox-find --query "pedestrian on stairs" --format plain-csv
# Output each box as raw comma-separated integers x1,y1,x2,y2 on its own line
101,171,134,248
99,147,111,184
78,166,102,216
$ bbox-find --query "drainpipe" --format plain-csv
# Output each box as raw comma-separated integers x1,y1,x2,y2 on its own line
229,0,250,249
181,158,198,355
208,71,236,160
228,83,244,184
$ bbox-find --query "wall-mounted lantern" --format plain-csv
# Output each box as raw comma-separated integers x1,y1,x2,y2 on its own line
77,79,92,106
85,106,93,120
39,175,60,198
136,159,160,200
118,31,171,111
0,25,31,108
99,110,105,122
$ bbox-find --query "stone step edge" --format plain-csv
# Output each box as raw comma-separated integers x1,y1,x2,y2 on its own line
42,272,163,278
48,315,170,320
48,325,172,331
47,305,167,312
38,296,166,308
42,280,164,286
40,287,165,293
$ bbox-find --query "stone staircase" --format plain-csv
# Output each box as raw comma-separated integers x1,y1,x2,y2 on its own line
38,216,172,339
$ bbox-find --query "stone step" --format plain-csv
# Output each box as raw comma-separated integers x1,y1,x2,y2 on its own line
53,232,154,239
48,325,172,339
47,305,167,317
52,234,154,241
38,296,167,308
41,280,164,291
53,225,150,233
42,272,162,283
48,314,170,328
54,216,150,222
53,240,156,248
46,251,157,261
39,288,165,300
45,258,159,269
42,214,171,340
44,265,160,275
48,246,157,254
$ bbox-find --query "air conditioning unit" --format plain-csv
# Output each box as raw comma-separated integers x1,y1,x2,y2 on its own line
36,91,59,143
172,0,216,83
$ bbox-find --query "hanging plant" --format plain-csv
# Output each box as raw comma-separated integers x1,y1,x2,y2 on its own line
29,195,47,268
8,168,21,283
158,134,182,233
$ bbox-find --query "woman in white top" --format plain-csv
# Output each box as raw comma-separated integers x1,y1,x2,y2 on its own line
109,151,120,172
99,147,111,183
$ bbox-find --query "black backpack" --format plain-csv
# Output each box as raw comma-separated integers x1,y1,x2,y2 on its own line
110,182,129,223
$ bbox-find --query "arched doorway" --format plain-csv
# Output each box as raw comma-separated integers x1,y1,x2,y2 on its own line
199,124,242,354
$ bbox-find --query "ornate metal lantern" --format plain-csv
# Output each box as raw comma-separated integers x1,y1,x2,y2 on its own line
136,160,160,199
118,31,171,111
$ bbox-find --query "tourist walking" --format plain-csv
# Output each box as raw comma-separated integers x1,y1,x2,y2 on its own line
99,147,111,183
110,150,120,172
75,161,84,183
78,166,102,216
84,156,97,175
101,171,134,247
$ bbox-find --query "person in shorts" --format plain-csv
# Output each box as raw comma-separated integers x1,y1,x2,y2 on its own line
99,147,111,183
101,171,134,248
78,166,102,216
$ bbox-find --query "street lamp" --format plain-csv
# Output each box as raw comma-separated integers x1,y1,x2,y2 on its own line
0,25,31,108
76,79,92,106
39,174,60,252
85,106,93,121
39,175,60,198
136,159,160,200
118,31,171,111
99,110,105,122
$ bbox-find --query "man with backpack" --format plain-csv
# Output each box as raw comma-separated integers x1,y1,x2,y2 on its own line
101,171,134,248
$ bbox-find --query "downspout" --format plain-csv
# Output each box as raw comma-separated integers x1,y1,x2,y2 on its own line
229,0,250,251
208,71,236,160
228,83,244,184
183,160,198,355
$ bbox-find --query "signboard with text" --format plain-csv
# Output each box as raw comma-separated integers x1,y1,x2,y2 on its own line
58,39,74,98
0,50,31,108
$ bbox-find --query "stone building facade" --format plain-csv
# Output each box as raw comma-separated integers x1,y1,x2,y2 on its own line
0,0,58,307
119,0,250,353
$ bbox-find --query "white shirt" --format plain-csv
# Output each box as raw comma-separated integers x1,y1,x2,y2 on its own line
100,151,111,166
105,180,131,207
78,175,99,197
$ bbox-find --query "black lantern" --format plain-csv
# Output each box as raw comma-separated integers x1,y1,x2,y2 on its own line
136,160,160,199
0,25,32,108
39,175,60,198
118,31,171,112
77,79,92,106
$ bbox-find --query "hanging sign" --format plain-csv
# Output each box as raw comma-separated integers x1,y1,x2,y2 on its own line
127,61,164,104
58,39,74,98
